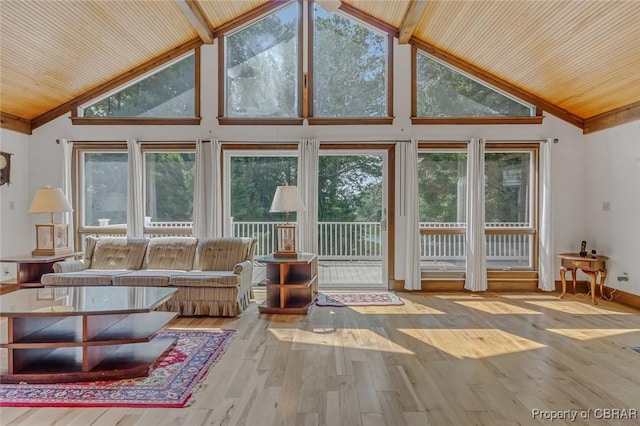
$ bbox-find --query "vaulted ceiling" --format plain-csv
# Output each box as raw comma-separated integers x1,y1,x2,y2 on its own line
1,0,639,135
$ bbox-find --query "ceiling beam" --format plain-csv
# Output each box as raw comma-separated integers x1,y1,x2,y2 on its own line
399,0,428,44
583,101,640,134
175,0,214,44
0,112,32,135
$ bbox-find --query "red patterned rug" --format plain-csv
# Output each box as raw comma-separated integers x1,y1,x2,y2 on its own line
316,292,404,307
0,329,234,408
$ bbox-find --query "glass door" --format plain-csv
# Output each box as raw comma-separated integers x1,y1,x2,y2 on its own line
317,148,388,289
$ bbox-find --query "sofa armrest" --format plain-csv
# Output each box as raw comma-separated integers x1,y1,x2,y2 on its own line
233,259,254,293
53,259,88,273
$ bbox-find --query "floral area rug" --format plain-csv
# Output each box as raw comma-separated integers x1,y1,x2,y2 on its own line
316,292,404,307
0,329,234,408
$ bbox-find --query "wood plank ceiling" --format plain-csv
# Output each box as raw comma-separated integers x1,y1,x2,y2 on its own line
1,0,639,134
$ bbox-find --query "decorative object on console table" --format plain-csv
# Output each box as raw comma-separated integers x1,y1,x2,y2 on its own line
558,252,608,305
0,151,11,186
28,186,74,256
269,182,306,258
257,253,318,314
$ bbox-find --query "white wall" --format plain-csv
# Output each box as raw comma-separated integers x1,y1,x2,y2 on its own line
585,120,640,295
3,42,618,293
0,128,32,278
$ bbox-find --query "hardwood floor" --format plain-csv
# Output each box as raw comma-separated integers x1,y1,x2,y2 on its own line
2,291,640,425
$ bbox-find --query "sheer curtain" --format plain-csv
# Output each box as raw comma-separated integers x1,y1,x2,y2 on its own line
298,139,319,253
538,138,555,291
127,139,144,237
211,139,223,237
193,139,212,238
400,139,421,290
60,139,74,247
465,138,487,291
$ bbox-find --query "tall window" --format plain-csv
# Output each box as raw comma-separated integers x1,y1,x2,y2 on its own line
224,151,298,256
415,51,534,117
143,150,196,233
484,146,537,269
82,53,196,118
78,150,128,232
223,3,300,118
418,147,468,271
312,2,389,118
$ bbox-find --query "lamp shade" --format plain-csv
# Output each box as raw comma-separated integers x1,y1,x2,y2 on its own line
269,185,306,213
28,187,73,214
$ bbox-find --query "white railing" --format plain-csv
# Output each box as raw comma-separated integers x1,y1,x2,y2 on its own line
82,220,530,264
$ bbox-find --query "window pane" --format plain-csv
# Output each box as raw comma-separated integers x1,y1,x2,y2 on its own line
229,155,298,257
418,151,467,270
144,152,195,224
416,52,533,117
313,3,387,117
486,234,533,269
225,4,299,118
84,54,195,118
83,152,128,227
485,152,531,226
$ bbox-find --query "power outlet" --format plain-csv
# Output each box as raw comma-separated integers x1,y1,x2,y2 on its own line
617,273,629,282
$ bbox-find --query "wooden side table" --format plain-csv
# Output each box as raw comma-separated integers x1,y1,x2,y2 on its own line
558,252,608,305
0,252,83,287
257,253,318,314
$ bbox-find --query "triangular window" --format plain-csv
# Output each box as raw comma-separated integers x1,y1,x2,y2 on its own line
82,53,195,118
416,51,533,117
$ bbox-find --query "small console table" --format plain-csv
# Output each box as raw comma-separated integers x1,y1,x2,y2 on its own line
558,252,608,305
257,253,318,314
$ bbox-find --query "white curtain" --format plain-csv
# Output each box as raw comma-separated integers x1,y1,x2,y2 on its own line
193,139,214,238
400,139,421,290
538,138,555,291
465,138,487,291
127,139,144,237
60,139,74,247
211,139,223,237
298,138,319,253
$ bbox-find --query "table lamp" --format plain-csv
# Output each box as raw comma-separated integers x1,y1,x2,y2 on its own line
269,183,305,258
28,186,74,256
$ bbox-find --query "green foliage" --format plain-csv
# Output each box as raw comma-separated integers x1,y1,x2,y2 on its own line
313,6,387,117
84,54,195,118
484,152,530,223
84,153,128,225
418,153,467,223
145,153,195,222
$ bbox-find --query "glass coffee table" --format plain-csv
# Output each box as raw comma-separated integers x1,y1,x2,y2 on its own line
0,286,177,383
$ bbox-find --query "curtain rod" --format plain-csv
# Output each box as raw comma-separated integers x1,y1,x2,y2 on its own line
483,138,558,143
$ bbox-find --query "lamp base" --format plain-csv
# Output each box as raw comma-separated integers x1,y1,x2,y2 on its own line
273,250,298,258
32,247,73,257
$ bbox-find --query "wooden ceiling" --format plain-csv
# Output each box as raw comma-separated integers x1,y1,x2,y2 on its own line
1,0,639,134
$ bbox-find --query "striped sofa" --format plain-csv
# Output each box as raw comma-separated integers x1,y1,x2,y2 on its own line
41,236,257,317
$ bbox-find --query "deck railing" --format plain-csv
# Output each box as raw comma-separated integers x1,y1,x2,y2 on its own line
82,220,530,264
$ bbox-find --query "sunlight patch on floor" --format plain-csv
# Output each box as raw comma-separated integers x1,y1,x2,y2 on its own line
547,328,640,340
454,300,543,315
268,328,414,354
399,328,546,359
525,300,632,315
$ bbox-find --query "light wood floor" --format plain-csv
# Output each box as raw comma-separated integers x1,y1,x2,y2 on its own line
2,291,640,426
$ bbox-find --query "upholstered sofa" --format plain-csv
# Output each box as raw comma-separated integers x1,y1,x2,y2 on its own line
41,236,257,317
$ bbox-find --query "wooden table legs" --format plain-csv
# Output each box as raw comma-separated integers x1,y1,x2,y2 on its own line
559,266,607,305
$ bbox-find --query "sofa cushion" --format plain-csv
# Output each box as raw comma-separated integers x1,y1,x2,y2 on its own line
91,237,148,270
169,271,239,288
194,238,252,271
113,270,186,287
42,270,128,286
143,237,197,270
